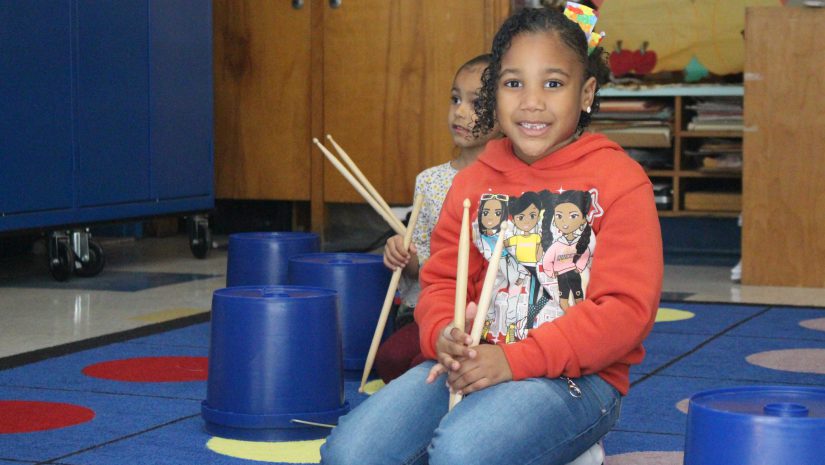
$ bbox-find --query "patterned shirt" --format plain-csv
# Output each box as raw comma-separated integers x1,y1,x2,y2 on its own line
399,161,458,306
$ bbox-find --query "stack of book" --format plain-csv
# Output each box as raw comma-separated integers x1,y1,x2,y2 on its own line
683,191,742,212
590,99,673,148
685,98,743,131
684,138,742,173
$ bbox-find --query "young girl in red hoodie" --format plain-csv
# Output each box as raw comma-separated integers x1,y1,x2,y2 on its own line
321,6,662,465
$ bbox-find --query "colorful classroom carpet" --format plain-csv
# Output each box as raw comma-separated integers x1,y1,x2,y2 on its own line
1,302,825,464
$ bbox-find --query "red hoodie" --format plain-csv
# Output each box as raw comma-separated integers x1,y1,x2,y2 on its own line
416,133,663,395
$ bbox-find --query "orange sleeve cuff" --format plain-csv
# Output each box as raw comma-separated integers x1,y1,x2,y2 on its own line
499,323,579,380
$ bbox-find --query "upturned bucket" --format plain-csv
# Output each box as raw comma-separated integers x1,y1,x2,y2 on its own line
226,232,319,287
289,253,392,371
201,285,349,441
684,386,825,465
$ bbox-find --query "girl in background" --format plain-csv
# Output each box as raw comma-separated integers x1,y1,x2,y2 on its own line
376,54,501,383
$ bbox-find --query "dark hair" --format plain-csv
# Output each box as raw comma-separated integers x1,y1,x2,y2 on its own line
539,190,559,249
456,53,493,79
476,195,509,235
509,191,542,221
474,7,610,136
544,190,592,261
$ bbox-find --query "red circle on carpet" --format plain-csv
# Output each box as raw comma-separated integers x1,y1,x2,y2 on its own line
0,401,94,434
82,356,208,382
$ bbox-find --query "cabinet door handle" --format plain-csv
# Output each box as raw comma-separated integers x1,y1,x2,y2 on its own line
329,0,341,8
292,0,303,9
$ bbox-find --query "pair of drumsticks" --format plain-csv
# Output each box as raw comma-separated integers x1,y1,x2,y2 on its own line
312,136,423,393
450,201,508,409
313,137,507,410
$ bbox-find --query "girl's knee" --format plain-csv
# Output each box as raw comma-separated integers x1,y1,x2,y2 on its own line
427,430,482,465
320,430,369,465
428,447,467,465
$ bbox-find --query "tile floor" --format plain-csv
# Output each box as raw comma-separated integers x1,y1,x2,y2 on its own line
1,234,823,360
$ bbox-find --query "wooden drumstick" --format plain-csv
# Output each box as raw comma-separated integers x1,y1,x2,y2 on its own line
453,223,508,406
358,194,425,392
449,198,472,410
325,134,405,234
312,138,406,236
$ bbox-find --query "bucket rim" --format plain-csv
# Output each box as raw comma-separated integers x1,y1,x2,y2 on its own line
289,252,384,265
213,285,337,300
688,385,825,421
228,232,319,241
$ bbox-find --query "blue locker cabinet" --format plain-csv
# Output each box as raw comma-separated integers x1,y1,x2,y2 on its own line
0,0,214,279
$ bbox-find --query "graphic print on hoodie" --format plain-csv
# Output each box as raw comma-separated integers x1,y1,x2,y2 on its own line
473,188,600,344
418,133,663,394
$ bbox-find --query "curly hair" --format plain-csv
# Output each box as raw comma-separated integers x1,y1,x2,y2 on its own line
474,7,610,136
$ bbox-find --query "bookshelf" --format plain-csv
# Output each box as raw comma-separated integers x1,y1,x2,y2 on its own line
596,85,744,217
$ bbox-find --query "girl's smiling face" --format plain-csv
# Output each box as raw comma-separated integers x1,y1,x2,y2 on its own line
495,31,596,164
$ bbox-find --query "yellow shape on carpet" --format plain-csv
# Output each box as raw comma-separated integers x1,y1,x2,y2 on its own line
363,379,385,395
655,308,695,323
206,437,324,463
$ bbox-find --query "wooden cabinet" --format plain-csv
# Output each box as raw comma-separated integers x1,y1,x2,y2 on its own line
213,1,313,201
741,6,825,287
597,86,743,217
213,0,508,233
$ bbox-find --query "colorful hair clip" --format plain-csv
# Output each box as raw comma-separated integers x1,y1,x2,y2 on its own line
564,1,605,55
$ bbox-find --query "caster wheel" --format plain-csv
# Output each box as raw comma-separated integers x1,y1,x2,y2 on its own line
48,239,72,282
188,216,211,259
74,240,106,278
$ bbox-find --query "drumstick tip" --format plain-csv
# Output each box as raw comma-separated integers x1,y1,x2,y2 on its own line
312,137,320,144
463,198,471,208
325,134,333,141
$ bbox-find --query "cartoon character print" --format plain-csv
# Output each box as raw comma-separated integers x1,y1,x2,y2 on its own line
472,188,600,344
539,190,596,312
503,192,557,338
472,193,520,344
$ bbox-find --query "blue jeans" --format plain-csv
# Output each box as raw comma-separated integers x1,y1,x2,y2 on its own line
321,361,621,465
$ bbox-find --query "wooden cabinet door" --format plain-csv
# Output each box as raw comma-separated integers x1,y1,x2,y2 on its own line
214,0,313,200
741,6,825,287
321,0,505,204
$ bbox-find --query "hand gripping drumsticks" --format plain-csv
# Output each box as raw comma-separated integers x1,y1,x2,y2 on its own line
452,223,508,407
449,199,472,410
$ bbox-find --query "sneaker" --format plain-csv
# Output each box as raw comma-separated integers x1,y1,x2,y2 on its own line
567,440,605,465
731,259,741,282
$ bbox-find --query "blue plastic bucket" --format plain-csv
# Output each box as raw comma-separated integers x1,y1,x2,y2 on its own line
201,285,349,441
684,386,825,465
226,232,319,287
289,253,392,371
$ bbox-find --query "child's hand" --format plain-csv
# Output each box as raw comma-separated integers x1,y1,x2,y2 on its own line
433,322,475,374
432,302,479,375
383,235,417,271
446,344,513,395
425,362,447,383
